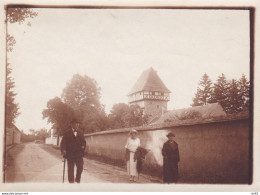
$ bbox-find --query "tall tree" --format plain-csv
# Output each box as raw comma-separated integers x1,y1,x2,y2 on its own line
238,74,250,111
42,97,75,136
5,63,19,127
210,73,229,109
6,8,38,127
191,73,213,107
225,79,242,114
61,74,108,133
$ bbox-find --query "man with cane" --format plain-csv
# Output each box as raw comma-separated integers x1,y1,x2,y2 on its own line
60,118,86,183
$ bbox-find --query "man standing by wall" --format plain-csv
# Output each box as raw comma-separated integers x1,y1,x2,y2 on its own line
60,119,86,183
162,132,180,183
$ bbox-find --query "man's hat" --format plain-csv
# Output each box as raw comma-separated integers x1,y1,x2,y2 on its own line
166,132,175,138
70,118,79,124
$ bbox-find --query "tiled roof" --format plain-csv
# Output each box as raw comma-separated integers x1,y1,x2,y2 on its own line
84,110,248,137
152,103,227,125
128,67,171,95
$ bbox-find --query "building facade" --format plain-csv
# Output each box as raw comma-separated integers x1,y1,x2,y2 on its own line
128,67,171,120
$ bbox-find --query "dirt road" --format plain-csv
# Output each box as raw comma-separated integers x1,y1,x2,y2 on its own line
5,143,161,183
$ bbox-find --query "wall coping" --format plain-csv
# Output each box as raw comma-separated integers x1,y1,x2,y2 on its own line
84,112,249,137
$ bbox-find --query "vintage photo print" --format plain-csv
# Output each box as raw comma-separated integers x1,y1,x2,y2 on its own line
0,0,259,192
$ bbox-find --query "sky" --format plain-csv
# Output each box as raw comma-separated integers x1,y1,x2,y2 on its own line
7,8,250,133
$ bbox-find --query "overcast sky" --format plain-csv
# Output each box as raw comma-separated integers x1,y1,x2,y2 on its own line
7,8,250,133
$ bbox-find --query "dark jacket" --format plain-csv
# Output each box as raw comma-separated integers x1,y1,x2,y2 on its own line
162,140,180,183
60,129,86,159
134,147,149,174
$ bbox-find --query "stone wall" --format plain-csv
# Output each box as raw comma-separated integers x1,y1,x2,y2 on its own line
84,117,250,184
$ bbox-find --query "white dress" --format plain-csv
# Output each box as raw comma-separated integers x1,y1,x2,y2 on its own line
125,137,141,176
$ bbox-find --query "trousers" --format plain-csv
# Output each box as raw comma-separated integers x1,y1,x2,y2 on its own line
67,157,83,183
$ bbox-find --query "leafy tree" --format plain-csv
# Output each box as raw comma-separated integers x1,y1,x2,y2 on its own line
61,74,108,133
108,103,130,128
191,73,213,106
6,8,38,127
35,128,50,141
42,97,75,136
108,103,149,129
5,63,20,127
7,7,38,24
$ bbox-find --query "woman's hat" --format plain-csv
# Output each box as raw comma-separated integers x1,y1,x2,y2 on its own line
129,129,138,135
166,132,175,138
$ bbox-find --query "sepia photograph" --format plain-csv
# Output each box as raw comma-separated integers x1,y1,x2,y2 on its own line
0,1,259,192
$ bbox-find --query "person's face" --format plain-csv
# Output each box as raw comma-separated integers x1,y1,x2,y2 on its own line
168,136,174,141
72,122,80,130
131,133,137,139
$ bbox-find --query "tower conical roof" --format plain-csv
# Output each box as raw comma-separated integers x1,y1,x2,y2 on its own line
128,67,171,95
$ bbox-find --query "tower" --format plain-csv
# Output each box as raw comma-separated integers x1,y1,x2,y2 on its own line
128,67,171,119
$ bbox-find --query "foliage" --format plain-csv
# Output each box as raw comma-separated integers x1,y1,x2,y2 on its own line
191,73,213,106
237,74,250,110
5,63,19,127
108,103,149,129
61,74,108,133
225,79,242,114
42,97,75,136
6,8,38,127
7,7,38,24
108,103,130,128
191,73,250,114
210,74,229,109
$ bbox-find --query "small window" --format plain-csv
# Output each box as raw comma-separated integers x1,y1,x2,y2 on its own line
152,92,155,95
157,105,159,109
161,92,164,96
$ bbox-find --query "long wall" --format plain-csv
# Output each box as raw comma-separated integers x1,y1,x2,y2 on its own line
85,118,250,184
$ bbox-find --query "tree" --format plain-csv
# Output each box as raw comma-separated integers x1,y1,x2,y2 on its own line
35,128,49,141
225,79,242,114
61,74,108,133
191,73,213,107
238,74,250,111
192,73,250,114
108,103,149,129
5,63,20,127
210,73,229,109
42,97,75,136
109,103,131,128
6,8,38,127
7,7,38,24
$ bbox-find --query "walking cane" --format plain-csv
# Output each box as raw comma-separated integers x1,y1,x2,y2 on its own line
62,158,66,183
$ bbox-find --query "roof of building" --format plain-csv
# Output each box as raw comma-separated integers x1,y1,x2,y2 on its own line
6,124,21,134
128,67,171,95
151,103,227,125
84,110,249,137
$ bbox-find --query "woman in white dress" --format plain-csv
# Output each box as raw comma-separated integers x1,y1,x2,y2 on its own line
125,129,140,182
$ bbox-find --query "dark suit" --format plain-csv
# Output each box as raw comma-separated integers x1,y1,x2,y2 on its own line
162,140,180,183
60,128,86,183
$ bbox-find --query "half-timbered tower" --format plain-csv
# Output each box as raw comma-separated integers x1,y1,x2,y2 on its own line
128,67,171,119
